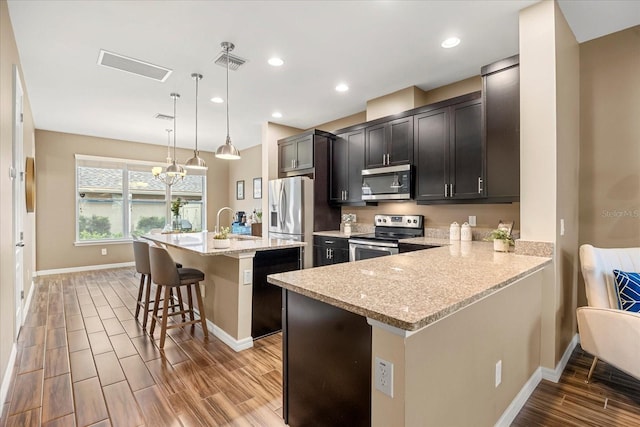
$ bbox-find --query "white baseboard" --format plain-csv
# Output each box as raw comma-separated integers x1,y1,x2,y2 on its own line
0,343,18,417
22,280,35,323
495,367,542,427
209,321,253,352
495,332,580,426
35,261,135,277
541,333,579,383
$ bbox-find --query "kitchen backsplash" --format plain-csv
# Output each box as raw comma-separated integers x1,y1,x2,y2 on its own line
341,202,520,229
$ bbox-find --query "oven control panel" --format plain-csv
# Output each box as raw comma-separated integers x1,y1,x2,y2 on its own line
374,214,423,229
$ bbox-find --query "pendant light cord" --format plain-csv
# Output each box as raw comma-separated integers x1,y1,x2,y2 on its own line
172,94,177,162
166,129,172,163
226,44,230,139
195,76,199,151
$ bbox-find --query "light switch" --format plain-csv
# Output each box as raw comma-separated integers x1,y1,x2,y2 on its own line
243,269,252,285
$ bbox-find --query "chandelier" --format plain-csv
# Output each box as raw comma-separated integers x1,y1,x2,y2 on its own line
152,93,186,185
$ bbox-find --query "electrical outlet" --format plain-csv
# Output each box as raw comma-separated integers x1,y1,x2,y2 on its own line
101,248,107,256
375,356,394,397
495,360,502,387
243,269,252,285
469,215,477,226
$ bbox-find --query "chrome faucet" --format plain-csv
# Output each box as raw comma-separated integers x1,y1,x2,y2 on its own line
216,207,235,234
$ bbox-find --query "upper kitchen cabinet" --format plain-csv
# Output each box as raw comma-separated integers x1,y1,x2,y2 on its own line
277,129,335,178
482,55,520,202
364,116,413,169
414,92,484,202
330,128,365,204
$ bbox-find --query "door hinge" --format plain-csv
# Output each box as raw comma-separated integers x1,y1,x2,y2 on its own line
20,290,24,300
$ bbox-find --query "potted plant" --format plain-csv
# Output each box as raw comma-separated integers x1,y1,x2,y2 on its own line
485,229,514,252
213,226,231,249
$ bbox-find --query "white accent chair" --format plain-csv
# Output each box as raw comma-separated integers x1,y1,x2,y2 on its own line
577,244,640,382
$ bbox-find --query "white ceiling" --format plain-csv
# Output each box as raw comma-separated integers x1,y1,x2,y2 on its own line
7,1,639,153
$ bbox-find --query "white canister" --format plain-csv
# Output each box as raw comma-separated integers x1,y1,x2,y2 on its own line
461,222,472,241
449,222,460,241
343,222,352,236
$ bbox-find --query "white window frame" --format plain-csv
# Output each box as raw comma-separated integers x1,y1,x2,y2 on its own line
74,154,207,245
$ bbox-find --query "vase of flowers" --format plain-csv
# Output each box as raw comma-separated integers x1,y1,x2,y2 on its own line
171,198,186,231
213,226,231,248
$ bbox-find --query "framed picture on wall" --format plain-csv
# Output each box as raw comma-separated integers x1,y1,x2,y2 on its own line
236,180,245,200
253,177,262,199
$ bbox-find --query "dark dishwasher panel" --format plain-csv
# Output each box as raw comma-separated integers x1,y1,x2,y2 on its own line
252,247,301,339
283,290,371,427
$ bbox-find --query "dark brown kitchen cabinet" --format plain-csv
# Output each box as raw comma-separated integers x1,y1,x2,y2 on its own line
330,128,365,204
278,134,313,175
482,55,520,202
414,92,484,202
313,235,349,267
364,116,413,169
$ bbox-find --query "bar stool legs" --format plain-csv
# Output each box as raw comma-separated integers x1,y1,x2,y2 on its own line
149,281,208,348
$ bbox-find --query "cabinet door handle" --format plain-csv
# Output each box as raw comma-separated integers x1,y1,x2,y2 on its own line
478,177,483,194
326,248,329,259
325,240,334,244
382,154,386,165
344,190,348,200
450,183,454,197
387,153,390,165
343,190,346,200
444,184,448,198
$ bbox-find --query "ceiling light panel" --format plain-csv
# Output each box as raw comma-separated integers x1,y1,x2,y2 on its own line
335,83,349,92
211,97,224,103
97,49,172,82
268,57,284,67
441,37,461,48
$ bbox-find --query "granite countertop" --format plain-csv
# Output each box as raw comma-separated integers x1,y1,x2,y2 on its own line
144,231,305,256
313,230,366,238
267,242,551,331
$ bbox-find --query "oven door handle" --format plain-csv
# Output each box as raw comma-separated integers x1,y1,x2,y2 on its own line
348,239,398,249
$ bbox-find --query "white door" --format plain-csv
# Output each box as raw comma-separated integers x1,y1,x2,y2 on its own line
12,65,25,338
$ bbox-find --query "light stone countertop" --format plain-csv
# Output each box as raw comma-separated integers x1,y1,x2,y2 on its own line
144,231,305,256
267,242,551,331
313,230,366,239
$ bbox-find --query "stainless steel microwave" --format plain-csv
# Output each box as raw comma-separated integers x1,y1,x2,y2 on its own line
361,164,412,201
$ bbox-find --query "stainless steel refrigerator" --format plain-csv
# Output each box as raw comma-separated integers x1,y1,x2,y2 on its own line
268,176,314,268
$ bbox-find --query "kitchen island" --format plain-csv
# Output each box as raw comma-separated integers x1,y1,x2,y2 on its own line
144,231,305,351
268,241,552,427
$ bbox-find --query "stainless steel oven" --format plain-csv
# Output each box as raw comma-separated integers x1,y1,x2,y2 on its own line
349,239,399,261
348,214,424,262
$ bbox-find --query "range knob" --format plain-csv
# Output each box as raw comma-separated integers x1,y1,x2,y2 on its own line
383,219,387,223
407,219,411,223
413,219,417,223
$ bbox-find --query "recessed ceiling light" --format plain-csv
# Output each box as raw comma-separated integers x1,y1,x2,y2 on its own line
211,97,224,103
268,57,284,67
441,37,461,48
335,83,349,92
272,112,283,118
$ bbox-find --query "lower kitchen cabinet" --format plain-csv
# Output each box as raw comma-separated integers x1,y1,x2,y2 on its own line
313,235,349,266
251,247,301,339
283,290,371,427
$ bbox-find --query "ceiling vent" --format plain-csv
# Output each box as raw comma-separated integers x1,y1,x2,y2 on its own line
97,49,172,82
213,49,247,71
154,113,174,121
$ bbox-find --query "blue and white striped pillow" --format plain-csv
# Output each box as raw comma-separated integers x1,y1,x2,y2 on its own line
613,270,640,313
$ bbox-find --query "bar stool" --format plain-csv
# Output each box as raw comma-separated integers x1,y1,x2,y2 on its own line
132,240,184,329
148,245,209,348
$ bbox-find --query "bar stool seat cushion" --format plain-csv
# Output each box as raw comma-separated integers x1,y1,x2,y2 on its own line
177,268,205,283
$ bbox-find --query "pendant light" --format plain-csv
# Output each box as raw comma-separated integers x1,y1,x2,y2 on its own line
151,128,173,177
153,93,186,185
215,41,241,160
185,73,207,168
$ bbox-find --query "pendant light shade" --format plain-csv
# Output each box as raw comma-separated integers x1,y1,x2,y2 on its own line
215,41,241,160
185,73,207,168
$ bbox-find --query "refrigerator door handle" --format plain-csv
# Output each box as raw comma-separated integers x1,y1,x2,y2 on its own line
279,183,287,229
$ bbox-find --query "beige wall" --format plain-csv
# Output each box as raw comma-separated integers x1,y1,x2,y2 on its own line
553,0,581,364
228,144,262,223
367,86,426,121
0,0,36,403
313,111,367,133
417,75,482,106
372,269,544,426
519,0,580,368
578,26,640,252
34,130,229,271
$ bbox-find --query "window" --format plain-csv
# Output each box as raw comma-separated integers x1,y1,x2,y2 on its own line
76,155,206,243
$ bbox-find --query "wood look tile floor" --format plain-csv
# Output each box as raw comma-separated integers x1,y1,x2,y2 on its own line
2,267,640,426
1,268,286,427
